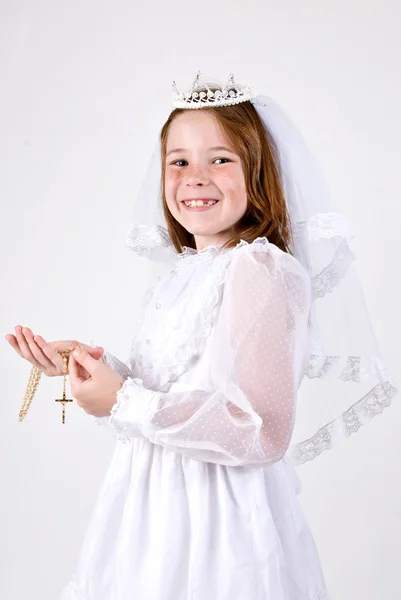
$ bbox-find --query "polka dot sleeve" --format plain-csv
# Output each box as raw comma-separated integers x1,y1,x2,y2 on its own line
108,247,312,466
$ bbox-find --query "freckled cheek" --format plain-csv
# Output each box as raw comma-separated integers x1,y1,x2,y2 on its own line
165,171,185,201
215,173,246,201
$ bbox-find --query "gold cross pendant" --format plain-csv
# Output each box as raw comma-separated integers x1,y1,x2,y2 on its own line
55,351,74,424
55,397,73,424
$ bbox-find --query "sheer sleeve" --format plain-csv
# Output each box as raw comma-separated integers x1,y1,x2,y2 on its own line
108,247,312,466
102,351,133,381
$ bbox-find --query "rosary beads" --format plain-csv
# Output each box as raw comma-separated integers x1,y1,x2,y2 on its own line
19,346,75,424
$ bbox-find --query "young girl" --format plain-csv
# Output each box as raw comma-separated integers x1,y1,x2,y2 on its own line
7,73,397,599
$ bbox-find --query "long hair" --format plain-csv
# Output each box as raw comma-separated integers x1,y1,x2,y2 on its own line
160,100,292,254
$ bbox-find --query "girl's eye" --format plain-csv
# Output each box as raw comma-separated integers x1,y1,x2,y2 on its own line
169,157,231,167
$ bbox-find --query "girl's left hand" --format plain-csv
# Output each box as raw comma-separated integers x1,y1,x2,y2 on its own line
69,343,124,417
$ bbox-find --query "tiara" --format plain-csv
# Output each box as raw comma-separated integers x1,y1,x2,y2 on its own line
172,71,254,109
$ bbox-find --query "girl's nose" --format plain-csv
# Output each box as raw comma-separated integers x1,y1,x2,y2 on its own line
184,165,210,186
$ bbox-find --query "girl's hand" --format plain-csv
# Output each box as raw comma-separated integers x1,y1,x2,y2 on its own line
68,344,124,417
5,325,104,377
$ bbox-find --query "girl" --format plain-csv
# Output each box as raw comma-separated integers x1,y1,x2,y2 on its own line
7,73,397,599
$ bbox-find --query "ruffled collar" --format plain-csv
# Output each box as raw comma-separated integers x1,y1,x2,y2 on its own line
174,236,270,269
178,243,224,259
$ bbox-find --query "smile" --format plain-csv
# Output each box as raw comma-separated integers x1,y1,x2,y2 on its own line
182,199,220,211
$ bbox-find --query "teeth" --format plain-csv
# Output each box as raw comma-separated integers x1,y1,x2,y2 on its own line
184,200,218,207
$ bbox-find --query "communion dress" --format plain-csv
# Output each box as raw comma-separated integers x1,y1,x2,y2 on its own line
60,236,329,600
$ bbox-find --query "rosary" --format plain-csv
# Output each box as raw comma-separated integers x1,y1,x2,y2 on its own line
18,346,75,424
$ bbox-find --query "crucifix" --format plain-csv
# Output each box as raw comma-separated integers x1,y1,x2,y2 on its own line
55,352,73,424
55,397,73,424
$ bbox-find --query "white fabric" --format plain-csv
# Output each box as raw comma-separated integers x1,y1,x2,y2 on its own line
125,93,398,465
60,239,330,599
111,241,310,465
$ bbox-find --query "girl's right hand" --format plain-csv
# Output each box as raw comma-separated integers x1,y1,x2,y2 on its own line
5,325,104,377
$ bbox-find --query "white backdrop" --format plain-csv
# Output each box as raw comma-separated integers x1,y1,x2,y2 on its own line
1,1,400,598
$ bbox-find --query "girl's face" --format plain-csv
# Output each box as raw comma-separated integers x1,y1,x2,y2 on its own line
164,110,248,251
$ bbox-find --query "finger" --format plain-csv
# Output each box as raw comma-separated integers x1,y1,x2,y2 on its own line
34,335,65,370
15,325,32,358
22,329,56,372
5,334,24,358
71,345,100,376
89,346,104,359
94,347,105,361
69,342,97,378
86,340,104,360
68,353,86,385
83,344,104,361
15,326,44,370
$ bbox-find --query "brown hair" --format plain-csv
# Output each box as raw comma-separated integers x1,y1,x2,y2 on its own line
160,100,292,254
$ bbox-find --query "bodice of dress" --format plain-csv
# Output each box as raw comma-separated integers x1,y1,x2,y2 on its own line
100,237,312,467
126,243,231,393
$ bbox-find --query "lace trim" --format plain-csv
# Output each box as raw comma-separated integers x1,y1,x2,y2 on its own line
291,355,399,464
108,377,161,443
126,217,356,306
176,230,355,304
307,354,363,382
312,239,356,300
236,236,270,254
175,235,271,267
108,381,129,443
126,224,176,263
126,214,353,261
306,212,354,242
290,375,398,466
129,257,230,391
238,236,355,310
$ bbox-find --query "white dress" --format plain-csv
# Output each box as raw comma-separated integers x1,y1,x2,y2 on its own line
60,237,330,600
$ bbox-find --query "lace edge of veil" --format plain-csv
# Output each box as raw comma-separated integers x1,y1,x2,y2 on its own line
289,372,397,466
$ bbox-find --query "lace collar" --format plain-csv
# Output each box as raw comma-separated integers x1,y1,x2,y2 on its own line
174,237,270,269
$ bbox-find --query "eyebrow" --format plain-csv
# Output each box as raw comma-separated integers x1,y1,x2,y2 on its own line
166,145,235,157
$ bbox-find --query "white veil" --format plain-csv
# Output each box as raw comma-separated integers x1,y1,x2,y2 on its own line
123,81,398,466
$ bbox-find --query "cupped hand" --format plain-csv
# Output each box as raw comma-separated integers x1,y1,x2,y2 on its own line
69,344,124,417
5,325,104,377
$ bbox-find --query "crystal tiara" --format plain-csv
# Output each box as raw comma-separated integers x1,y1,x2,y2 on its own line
172,71,254,109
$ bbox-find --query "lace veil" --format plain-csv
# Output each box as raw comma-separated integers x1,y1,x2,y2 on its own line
123,76,398,466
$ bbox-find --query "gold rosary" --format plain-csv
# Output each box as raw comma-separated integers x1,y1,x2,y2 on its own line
18,346,75,424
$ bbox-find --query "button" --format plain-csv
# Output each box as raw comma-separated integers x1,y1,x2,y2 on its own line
156,302,162,309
